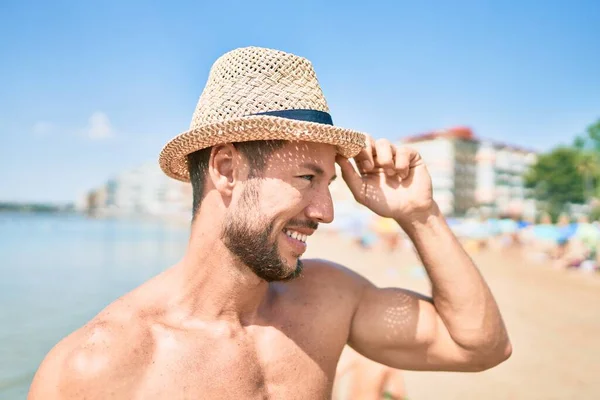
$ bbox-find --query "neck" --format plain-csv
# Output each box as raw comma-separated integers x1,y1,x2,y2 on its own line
166,212,272,325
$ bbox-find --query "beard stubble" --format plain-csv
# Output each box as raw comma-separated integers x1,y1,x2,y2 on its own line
221,180,304,282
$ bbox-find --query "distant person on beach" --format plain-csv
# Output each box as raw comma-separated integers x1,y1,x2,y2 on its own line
554,215,600,270
29,47,511,399
335,346,407,400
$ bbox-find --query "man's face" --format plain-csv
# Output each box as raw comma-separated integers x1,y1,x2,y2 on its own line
221,141,338,282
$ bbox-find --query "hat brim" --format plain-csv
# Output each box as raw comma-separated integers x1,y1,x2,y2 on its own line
159,115,367,182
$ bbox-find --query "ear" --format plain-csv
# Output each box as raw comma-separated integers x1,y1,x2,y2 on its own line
207,144,246,197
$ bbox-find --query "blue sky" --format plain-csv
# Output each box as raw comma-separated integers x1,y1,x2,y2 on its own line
1,0,598,203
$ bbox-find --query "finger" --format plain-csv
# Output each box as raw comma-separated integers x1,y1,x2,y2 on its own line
353,135,375,172
336,155,364,200
374,138,395,175
394,147,411,179
409,148,425,167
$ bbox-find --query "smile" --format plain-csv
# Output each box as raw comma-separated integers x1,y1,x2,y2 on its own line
283,229,307,243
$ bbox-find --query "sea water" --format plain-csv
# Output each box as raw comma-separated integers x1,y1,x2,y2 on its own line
0,213,189,398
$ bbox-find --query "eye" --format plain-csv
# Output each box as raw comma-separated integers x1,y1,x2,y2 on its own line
298,175,315,182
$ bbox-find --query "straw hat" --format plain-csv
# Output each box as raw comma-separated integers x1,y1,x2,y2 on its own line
159,46,367,182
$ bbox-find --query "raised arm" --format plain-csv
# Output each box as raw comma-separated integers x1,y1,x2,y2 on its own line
336,137,511,372
348,205,511,371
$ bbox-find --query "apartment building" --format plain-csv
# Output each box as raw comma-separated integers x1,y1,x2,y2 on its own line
476,140,537,218
401,127,478,216
400,127,537,217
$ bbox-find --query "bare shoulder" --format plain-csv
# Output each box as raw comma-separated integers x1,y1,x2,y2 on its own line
297,258,372,301
28,299,153,399
301,258,371,284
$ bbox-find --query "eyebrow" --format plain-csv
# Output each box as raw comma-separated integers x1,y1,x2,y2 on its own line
301,162,337,182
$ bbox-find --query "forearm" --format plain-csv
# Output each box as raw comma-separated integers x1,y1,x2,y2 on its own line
397,203,509,352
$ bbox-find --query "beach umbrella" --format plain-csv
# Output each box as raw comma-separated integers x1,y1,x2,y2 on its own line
498,219,518,234
557,223,578,243
517,220,532,230
532,224,561,242
457,220,491,239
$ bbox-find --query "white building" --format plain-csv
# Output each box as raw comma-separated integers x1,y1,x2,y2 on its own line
402,127,478,216
476,141,537,218
401,127,537,218
88,163,192,218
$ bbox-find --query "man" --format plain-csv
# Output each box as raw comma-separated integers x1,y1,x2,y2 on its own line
29,46,511,399
334,346,407,400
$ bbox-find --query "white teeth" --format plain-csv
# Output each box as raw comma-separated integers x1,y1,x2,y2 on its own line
284,229,307,243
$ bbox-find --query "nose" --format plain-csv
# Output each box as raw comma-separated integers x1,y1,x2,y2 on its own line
305,188,334,224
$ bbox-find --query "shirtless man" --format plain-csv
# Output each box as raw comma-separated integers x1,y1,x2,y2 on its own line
28,47,511,399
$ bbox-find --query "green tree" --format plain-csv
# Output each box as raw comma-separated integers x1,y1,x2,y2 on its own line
576,151,600,201
573,135,587,150
586,118,600,152
590,204,600,222
524,147,586,219
572,118,600,199
573,119,600,150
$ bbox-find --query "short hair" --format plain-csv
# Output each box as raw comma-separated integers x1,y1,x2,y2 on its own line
187,140,286,219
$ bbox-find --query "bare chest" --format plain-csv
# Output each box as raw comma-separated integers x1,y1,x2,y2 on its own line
129,323,339,400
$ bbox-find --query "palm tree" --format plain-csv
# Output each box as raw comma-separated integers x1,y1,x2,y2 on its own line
576,150,600,202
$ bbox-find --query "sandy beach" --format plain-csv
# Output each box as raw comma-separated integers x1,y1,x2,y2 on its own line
305,231,600,400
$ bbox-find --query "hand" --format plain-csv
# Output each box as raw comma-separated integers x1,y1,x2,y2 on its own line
336,136,435,224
